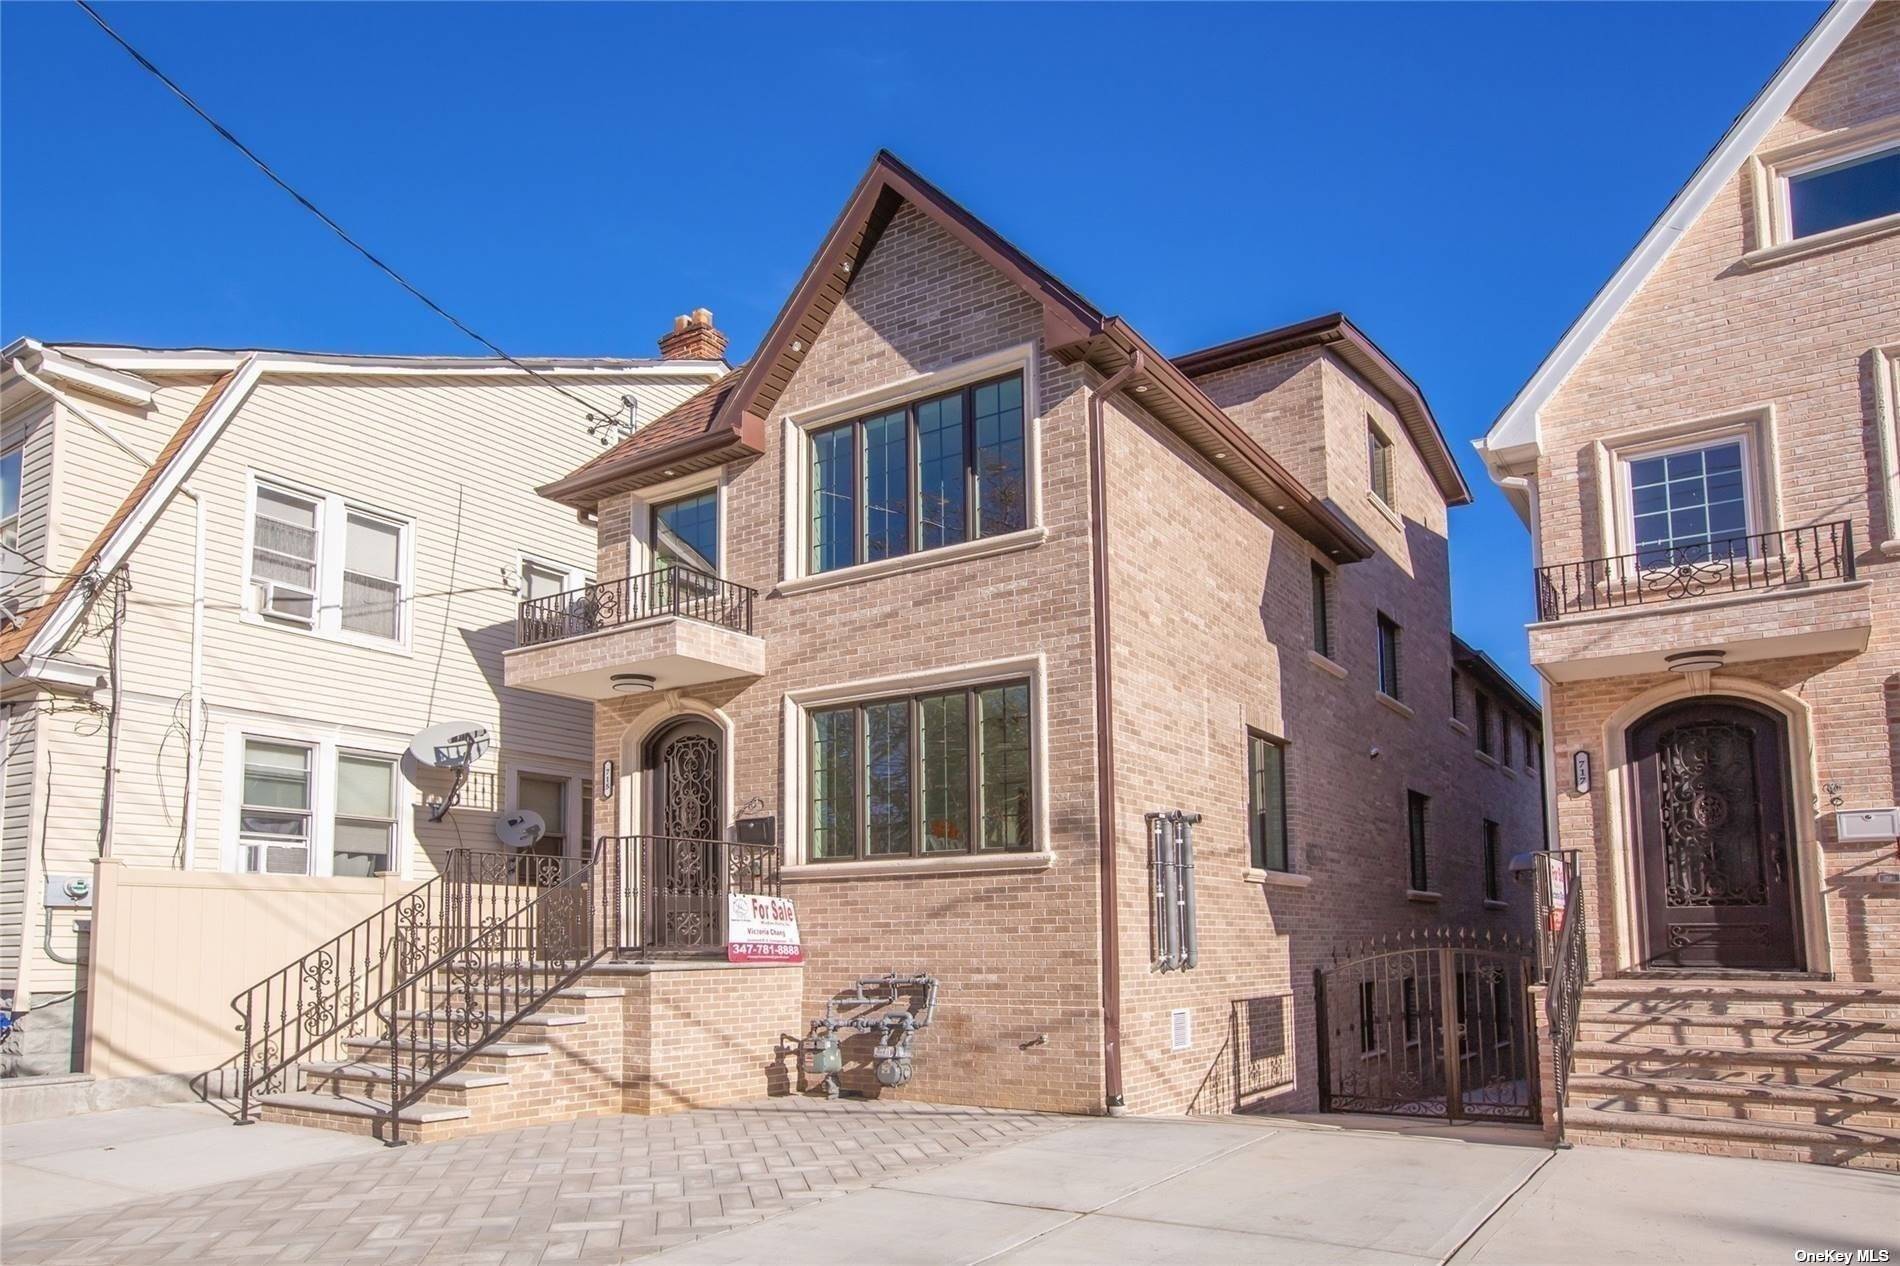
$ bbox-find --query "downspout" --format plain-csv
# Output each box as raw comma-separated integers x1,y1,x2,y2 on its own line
1086,347,1144,1114
4,359,207,863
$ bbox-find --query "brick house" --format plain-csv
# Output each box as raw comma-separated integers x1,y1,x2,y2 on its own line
495,150,1543,1124
1478,0,1899,1167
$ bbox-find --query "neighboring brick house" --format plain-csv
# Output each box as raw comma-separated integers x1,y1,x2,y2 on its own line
1478,0,1899,1167
506,150,1543,1121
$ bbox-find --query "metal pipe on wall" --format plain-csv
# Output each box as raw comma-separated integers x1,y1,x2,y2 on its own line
1086,349,1145,1113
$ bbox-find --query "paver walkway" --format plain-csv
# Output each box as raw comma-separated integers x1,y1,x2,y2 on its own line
1,1098,1064,1264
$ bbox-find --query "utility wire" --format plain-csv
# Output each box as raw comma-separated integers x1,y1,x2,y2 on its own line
72,0,620,426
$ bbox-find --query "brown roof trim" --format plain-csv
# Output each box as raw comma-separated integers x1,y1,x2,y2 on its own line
2,370,240,664
1452,633,1541,722
1102,319,1374,563
708,150,1106,440
537,371,755,508
1174,314,1473,507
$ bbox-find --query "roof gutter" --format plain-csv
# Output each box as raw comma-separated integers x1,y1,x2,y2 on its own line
537,422,755,509
1087,347,1144,1114
1102,319,1374,563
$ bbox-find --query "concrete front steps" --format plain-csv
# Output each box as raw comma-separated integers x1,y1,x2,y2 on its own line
1565,979,1900,1171
256,985,625,1143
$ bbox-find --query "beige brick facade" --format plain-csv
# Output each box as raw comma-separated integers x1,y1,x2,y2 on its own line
1496,4,1900,987
544,185,1540,1120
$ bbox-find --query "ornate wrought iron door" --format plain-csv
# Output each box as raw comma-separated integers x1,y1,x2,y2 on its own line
643,721,724,951
1315,930,1537,1123
1629,699,1799,970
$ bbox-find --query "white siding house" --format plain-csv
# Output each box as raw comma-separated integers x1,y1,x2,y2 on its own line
0,335,725,1082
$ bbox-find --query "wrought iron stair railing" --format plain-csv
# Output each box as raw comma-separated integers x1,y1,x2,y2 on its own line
230,873,451,1124
1534,849,1588,1143
372,848,609,1144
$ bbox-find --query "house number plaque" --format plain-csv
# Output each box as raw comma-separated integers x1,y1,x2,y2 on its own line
1573,750,1591,795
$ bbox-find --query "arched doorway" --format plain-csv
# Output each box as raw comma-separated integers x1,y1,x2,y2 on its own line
640,718,724,951
644,718,723,841
1627,697,1802,971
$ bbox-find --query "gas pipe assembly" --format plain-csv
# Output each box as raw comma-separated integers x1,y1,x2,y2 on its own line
802,972,939,1097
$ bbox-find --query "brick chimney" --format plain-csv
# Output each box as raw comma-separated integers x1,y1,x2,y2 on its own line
657,308,729,362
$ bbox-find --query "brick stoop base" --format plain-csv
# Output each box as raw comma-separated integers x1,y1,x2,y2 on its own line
259,961,805,1141
1563,978,1900,1171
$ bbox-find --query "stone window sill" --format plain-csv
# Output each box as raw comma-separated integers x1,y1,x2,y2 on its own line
1449,717,1470,736
776,526,1046,597
1740,212,1900,269
1405,889,1442,904
1376,692,1414,720
1243,868,1313,890
1307,650,1347,680
1484,899,1510,912
1366,490,1404,531
781,851,1054,881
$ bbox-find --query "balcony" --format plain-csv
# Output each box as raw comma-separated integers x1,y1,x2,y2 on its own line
503,567,765,700
1529,521,1872,682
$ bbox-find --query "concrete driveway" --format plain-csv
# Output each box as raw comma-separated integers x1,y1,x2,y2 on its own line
4,1099,1897,1264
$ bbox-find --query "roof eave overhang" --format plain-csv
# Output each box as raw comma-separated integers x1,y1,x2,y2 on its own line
537,416,764,512
1478,0,1870,492
1174,316,1472,507
1094,319,1376,564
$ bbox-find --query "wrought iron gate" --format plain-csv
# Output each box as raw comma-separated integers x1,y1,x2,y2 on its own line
1314,929,1538,1123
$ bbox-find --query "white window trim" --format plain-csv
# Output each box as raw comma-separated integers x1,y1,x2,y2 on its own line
515,551,591,598
1874,344,1900,556
0,442,23,592
242,473,416,654
506,761,587,859
777,343,1043,591
1591,405,1782,560
218,720,413,878
780,653,1050,871
1745,116,1900,264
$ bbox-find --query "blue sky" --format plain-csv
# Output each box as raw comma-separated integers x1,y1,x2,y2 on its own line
0,2,1826,689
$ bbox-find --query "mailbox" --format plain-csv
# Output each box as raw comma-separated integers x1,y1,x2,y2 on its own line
1835,808,1900,842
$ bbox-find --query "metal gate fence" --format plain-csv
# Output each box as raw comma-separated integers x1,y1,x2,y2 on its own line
1314,928,1538,1124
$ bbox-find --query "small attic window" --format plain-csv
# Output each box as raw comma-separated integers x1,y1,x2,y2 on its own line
1787,144,1900,240
1367,421,1395,507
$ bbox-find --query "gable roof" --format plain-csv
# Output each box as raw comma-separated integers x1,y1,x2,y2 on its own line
1174,312,1473,506
1477,0,1873,514
1,366,247,666
541,150,1377,562
3,346,724,674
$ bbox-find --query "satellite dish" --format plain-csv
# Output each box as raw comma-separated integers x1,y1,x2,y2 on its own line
409,722,491,770
496,810,546,849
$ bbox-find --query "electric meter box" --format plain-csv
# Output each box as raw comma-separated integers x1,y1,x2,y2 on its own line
44,875,93,909
1835,808,1900,842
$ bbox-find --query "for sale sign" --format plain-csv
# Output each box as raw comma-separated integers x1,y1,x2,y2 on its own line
727,893,803,963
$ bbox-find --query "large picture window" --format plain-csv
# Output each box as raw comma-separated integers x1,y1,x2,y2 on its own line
808,679,1033,860
807,374,1026,575
1787,144,1900,241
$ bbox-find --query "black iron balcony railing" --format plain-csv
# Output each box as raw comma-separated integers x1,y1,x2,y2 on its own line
516,566,755,647
1534,520,1855,622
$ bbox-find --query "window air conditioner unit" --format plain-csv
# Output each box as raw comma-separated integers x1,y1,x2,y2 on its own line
255,580,317,626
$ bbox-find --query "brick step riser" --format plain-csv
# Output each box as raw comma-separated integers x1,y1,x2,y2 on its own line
1570,1092,1900,1132
1563,1124,1900,1173
1576,1023,1898,1053
1571,1056,1898,1092
1581,1002,1900,1024
297,1070,521,1113
258,1104,469,1145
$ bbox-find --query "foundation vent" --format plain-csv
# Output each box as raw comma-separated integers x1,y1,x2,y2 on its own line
1170,1008,1192,1052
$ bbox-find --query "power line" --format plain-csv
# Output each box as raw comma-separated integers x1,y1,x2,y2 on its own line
71,0,620,426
